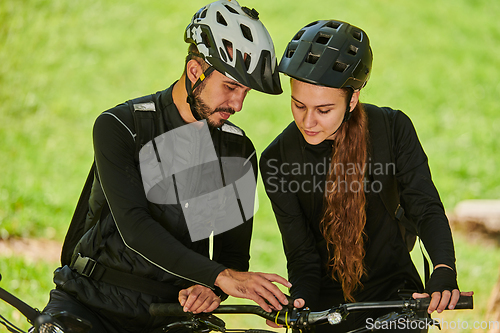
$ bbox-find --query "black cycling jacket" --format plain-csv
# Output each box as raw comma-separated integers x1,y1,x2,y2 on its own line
260,104,456,312
54,83,257,331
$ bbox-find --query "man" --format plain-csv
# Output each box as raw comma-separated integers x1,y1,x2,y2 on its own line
41,1,289,332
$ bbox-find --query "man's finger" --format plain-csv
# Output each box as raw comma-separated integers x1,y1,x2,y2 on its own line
184,288,202,312
204,298,221,313
259,273,292,288
178,289,189,307
190,294,211,314
254,274,290,306
266,319,282,328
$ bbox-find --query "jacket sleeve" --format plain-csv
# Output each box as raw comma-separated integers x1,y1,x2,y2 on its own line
259,142,322,306
393,111,456,271
93,111,227,288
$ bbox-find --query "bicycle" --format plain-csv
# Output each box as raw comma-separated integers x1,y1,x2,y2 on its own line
0,274,91,333
149,291,474,333
1,272,473,333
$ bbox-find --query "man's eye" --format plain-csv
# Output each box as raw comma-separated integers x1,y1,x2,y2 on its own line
226,85,235,91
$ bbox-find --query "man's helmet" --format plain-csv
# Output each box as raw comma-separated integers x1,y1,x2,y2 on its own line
279,20,372,91
185,0,282,95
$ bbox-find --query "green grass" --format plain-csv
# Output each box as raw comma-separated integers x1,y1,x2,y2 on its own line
1,0,499,331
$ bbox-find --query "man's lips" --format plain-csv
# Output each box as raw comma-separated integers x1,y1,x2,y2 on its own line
219,111,231,120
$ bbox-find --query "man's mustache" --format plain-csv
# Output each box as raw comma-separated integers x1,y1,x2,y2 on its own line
213,107,236,115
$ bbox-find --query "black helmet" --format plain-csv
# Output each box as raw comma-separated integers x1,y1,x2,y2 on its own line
279,20,372,90
185,0,282,95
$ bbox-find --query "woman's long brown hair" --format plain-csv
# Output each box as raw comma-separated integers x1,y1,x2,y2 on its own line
320,90,369,302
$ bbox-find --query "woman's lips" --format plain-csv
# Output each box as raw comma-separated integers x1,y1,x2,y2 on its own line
304,129,319,136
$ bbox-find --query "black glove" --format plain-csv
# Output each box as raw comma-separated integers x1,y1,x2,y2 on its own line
425,267,458,295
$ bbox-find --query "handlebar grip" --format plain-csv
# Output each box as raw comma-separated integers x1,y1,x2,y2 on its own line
149,303,189,317
415,295,473,310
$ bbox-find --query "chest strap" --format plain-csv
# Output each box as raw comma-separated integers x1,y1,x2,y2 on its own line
70,253,179,300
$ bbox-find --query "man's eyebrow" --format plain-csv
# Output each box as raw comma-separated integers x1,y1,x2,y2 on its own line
291,95,336,107
223,80,248,89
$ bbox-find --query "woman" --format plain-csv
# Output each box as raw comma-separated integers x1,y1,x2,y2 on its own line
260,20,472,332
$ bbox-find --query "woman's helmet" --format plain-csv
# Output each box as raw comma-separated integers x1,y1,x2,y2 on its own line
185,0,282,95
279,20,372,90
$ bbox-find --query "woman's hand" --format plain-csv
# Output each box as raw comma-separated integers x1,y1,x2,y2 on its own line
178,284,221,314
265,298,306,328
412,290,474,314
412,264,474,314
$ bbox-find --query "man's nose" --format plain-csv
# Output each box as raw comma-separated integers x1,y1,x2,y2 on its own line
227,90,247,112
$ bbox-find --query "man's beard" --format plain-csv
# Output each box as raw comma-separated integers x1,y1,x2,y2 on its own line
191,87,235,128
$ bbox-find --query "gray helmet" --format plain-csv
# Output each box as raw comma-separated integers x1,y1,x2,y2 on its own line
185,0,282,95
279,20,372,90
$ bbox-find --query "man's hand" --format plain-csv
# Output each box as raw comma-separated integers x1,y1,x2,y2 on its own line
215,269,292,312
179,285,221,314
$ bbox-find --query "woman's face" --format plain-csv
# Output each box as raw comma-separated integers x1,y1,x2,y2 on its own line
290,79,359,145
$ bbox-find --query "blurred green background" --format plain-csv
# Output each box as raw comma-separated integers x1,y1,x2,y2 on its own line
1,0,499,331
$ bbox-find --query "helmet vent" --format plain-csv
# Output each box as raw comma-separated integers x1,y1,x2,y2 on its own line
222,39,233,61
217,11,228,26
224,4,239,14
201,31,211,48
292,30,305,41
347,45,358,56
219,47,228,62
240,24,254,42
306,52,320,64
352,30,362,41
200,8,208,19
315,32,331,45
286,48,295,58
324,21,341,30
333,61,348,72
244,53,252,70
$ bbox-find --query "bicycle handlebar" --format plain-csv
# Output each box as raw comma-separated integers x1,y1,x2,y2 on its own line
149,295,473,328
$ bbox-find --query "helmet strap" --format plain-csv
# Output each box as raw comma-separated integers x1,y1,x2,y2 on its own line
329,89,355,138
185,53,215,121
342,88,355,123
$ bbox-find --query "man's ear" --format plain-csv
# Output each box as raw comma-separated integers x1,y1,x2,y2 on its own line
349,90,361,112
186,59,204,85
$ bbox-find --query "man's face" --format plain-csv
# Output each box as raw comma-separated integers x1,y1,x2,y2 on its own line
192,69,250,128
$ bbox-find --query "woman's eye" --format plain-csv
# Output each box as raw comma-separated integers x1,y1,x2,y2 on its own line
318,109,330,114
294,103,305,109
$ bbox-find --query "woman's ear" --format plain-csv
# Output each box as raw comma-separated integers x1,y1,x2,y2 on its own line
349,90,361,112
186,59,203,86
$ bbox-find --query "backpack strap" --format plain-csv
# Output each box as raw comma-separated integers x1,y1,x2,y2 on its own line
366,104,430,282
127,94,160,164
61,162,96,266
